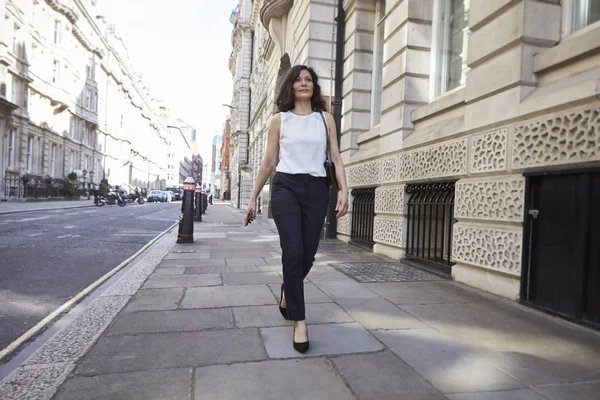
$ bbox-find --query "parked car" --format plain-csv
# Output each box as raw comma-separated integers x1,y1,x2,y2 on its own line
166,187,183,200
147,190,166,203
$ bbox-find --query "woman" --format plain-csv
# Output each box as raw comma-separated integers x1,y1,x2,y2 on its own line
244,65,349,353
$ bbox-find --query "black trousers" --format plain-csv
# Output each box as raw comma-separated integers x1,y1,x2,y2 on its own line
271,172,329,320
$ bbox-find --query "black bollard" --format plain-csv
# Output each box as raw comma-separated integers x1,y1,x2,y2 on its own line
202,193,207,214
194,186,202,222
177,177,196,243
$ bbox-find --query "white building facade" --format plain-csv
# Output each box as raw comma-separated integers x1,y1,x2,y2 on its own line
229,0,600,327
229,0,338,213
0,0,169,199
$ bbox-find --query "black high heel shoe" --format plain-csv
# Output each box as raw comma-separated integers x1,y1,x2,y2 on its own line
293,324,309,353
279,283,288,320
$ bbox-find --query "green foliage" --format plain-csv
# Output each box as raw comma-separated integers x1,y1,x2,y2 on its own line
63,178,78,197
100,179,109,195
67,172,78,181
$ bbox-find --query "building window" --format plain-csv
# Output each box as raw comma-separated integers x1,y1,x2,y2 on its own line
11,75,18,104
13,24,20,57
371,0,386,126
85,88,92,109
70,117,76,138
27,137,34,172
53,60,60,83
86,60,95,80
51,144,57,176
571,0,600,32
54,20,61,45
430,0,468,99
8,130,15,168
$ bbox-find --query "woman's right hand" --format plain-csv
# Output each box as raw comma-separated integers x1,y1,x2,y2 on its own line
244,199,257,226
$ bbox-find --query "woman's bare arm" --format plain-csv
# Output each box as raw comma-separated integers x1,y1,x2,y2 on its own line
325,112,349,218
244,113,281,225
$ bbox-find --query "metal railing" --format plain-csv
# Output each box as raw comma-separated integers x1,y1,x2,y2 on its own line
3,176,66,199
405,182,455,266
351,187,376,246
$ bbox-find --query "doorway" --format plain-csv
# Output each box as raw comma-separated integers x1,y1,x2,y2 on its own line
522,168,600,327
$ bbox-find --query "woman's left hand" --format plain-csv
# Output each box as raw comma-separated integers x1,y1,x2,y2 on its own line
336,191,349,219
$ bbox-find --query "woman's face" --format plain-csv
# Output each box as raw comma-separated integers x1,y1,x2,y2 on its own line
293,69,314,101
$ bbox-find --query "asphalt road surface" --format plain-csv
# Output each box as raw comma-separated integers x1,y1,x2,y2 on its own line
0,202,180,357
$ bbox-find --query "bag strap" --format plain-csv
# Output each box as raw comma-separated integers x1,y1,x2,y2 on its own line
319,111,331,162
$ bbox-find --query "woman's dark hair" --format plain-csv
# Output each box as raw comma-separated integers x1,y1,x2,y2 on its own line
276,65,326,112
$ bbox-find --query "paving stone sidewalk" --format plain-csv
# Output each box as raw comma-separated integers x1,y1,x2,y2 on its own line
4,203,600,400
0,199,94,214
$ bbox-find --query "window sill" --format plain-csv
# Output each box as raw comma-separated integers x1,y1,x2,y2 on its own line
411,87,466,123
357,124,381,145
534,21,600,74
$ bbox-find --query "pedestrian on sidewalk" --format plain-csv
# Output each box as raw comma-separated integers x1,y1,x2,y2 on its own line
244,65,349,353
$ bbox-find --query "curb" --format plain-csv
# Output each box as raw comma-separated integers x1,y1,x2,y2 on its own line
0,222,177,398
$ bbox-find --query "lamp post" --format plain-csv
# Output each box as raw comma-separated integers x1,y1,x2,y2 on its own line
82,169,88,199
88,170,94,200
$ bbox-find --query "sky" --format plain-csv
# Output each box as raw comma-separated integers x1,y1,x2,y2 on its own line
99,0,239,166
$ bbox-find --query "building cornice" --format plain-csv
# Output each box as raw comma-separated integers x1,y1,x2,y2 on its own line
45,0,78,24
72,25,104,59
260,0,293,29
250,0,263,29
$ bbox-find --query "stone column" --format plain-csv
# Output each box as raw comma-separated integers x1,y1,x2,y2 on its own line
464,0,561,131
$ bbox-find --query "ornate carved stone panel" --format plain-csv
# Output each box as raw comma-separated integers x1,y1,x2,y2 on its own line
471,129,508,173
347,160,381,187
374,186,405,215
373,216,403,247
512,106,600,169
452,223,522,276
381,156,398,183
398,139,468,181
455,177,524,222
337,212,351,235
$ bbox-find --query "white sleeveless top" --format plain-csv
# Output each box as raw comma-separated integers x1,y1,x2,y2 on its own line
276,111,327,177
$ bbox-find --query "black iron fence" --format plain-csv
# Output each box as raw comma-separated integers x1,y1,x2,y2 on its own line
3,176,66,199
405,182,455,267
351,187,376,247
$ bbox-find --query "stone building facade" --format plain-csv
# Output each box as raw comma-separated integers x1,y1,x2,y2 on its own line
0,0,168,199
229,0,600,325
228,0,337,212
339,0,600,325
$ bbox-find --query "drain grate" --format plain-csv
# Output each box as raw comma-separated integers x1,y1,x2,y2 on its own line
333,262,447,283
317,242,366,254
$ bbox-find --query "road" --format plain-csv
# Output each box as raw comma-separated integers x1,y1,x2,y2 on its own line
0,202,180,357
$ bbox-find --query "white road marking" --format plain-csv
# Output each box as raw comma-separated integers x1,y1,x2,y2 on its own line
16,216,52,222
64,225,76,229
28,233,44,237
112,233,158,236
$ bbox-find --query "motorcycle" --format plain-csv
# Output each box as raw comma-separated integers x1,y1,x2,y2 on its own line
95,188,127,207
128,189,145,205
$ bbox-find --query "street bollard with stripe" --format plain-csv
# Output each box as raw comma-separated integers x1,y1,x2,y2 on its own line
177,177,196,243
194,185,202,222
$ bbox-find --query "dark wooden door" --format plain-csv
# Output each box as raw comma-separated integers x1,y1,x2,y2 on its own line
526,169,599,326
584,172,600,324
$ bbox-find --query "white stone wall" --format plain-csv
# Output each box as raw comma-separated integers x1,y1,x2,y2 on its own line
341,0,600,300
0,0,167,199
